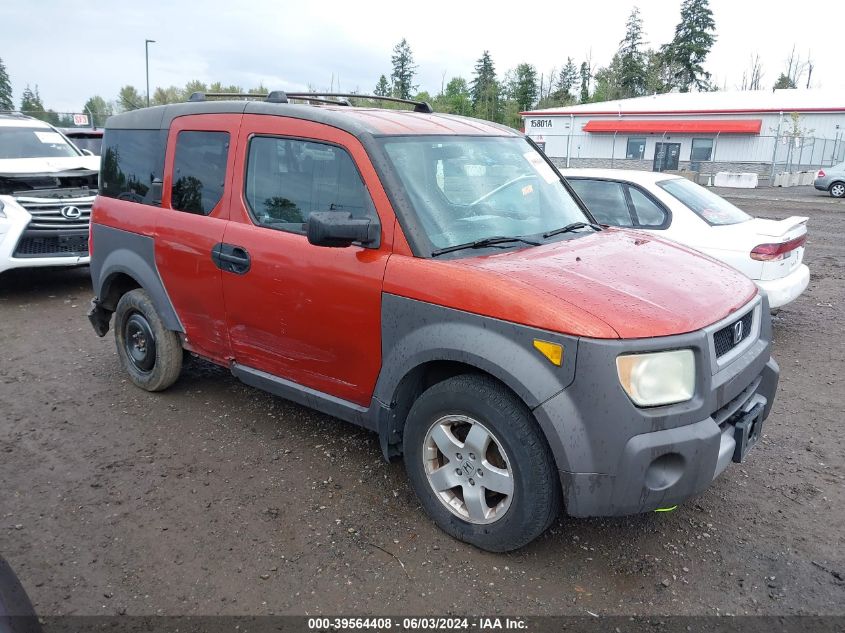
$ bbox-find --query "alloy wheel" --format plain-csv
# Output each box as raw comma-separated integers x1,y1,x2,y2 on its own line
422,414,514,525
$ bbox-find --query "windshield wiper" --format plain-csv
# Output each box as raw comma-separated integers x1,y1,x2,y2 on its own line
542,222,602,239
431,235,542,257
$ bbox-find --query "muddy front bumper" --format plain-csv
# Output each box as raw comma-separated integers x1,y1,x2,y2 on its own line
533,294,780,517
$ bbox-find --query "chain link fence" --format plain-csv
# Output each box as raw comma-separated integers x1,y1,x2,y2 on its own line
533,131,845,177
0,110,108,128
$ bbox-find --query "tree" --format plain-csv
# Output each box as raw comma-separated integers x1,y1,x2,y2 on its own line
617,7,648,98
374,74,391,97
773,73,797,89
579,61,591,102
470,50,499,121
117,85,143,111
82,95,113,127
152,86,181,106
592,54,624,102
509,63,538,113
553,58,578,104
661,0,716,92
0,57,13,111
434,76,472,115
390,38,417,99
740,53,765,90
182,79,208,100
19,84,44,115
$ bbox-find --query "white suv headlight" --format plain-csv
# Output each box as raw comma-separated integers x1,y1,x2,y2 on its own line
616,349,695,407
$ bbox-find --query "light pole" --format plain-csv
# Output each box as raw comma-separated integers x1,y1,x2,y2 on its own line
145,39,156,107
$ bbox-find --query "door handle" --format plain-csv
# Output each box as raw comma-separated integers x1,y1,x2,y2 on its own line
211,243,251,275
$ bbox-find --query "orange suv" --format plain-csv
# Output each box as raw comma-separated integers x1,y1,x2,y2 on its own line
87,92,779,551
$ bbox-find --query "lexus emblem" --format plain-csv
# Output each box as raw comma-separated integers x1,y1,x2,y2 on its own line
732,320,744,345
60,206,82,219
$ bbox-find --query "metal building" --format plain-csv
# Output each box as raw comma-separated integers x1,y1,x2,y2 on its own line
522,90,845,178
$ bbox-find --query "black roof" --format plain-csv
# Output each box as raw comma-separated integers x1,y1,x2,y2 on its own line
104,101,518,138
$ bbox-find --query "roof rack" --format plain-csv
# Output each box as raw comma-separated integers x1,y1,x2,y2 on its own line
187,91,434,113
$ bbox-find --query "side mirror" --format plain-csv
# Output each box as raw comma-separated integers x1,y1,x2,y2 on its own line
307,211,379,248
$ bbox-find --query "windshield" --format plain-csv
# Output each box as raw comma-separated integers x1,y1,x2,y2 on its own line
381,136,588,251
658,177,751,225
0,126,81,159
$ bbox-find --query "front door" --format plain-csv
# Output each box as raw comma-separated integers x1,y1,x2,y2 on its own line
220,115,393,407
653,142,681,172
155,113,242,363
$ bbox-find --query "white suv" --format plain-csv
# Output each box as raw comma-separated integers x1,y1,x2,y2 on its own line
0,113,98,274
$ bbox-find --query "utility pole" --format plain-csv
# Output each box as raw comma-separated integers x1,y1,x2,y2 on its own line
145,39,156,107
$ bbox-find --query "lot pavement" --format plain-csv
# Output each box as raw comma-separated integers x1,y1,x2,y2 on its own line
1,186,843,616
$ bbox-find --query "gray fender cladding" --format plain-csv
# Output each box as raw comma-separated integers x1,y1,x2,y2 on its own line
89,223,183,332
375,293,579,464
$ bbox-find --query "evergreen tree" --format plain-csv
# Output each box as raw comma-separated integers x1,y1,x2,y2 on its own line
118,85,143,111
661,0,717,92
434,77,472,115
0,57,13,111
618,7,648,98
509,63,538,113
470,51,499,121
592,54,624,102
579,62,591,103
82,95,113,127
390,38,417,99
19,84,44,115
773,73,797,89
552,58,578,104
374,74,391,97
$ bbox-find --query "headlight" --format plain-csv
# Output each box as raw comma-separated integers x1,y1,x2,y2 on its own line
0,200,6,219
616,349,695,407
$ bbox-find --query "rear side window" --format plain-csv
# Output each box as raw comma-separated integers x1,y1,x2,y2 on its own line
628,186,667,227
100,129,167,205
171,131,230,215
244,136,377,234
568,179,633,226
658,177,750,225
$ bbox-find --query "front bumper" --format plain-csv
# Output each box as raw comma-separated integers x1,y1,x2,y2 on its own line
533,295,780,517
0,196,91,274
757,264,809,309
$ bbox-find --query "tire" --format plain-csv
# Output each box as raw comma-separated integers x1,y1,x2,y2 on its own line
403,374,561,552
830,182,845,198
114,289,183,392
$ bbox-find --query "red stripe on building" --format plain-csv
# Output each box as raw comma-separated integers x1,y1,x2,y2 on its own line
582,119,762,134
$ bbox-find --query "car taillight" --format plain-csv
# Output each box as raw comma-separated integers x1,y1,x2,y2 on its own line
750,234,806,261
817,169,826,178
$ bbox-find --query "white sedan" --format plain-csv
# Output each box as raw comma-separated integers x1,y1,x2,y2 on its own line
560,169,810,310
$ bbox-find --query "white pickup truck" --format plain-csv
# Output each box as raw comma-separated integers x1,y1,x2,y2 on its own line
0,113,98,275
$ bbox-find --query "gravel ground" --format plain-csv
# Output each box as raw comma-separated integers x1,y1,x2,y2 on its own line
1,186,843,617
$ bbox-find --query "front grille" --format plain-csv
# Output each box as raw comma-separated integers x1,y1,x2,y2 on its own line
713,310,754,358
14,195,94,233
11,195,93,259
13,233,89,258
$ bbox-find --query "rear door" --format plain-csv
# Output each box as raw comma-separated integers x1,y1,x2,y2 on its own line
155,114,242,362
220,115,394,406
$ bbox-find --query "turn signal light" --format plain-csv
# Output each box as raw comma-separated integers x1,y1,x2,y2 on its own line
533,339,563,366
750,234,806,261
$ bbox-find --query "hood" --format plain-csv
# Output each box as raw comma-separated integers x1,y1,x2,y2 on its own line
454,229,758,338
0,155,99,177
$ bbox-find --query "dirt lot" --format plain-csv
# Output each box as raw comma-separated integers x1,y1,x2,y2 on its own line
1,187,843,617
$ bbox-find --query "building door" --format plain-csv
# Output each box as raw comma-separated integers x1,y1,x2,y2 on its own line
653,142,681,171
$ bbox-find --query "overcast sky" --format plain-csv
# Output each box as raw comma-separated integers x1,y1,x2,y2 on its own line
2,0,840,113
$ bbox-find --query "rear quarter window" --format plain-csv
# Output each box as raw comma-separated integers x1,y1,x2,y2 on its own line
100,129,167,206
